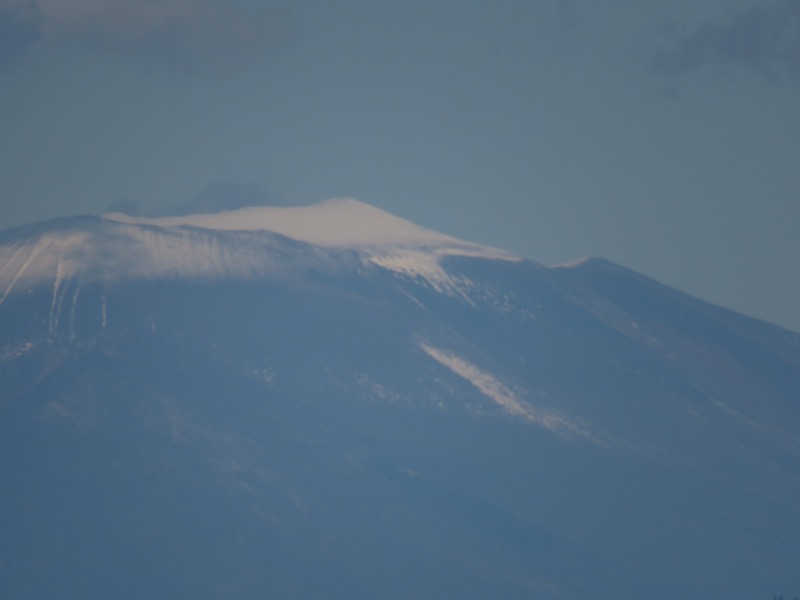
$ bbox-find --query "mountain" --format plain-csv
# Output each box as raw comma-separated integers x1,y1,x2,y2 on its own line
1,199,799,599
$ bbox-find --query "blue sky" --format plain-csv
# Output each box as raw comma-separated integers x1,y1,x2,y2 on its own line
1,0,799,331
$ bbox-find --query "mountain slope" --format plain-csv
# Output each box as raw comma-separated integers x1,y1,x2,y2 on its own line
1,200,799,599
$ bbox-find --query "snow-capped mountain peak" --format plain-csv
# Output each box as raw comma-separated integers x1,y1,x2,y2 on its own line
0,199,517,299
104,198,473,249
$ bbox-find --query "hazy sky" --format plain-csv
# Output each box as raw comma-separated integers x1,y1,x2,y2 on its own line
1,0,799,331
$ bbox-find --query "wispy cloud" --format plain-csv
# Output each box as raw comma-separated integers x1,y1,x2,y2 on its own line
645,0,800,84
0,0,295,75
106,181,284,217
165,181,285,216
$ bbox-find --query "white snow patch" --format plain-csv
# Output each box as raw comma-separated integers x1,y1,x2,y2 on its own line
49,259,64,337
364,248,481,302
419,341,531,419
1,340,37,362
69,285,80,342
419,340,598,441
49,260,71,339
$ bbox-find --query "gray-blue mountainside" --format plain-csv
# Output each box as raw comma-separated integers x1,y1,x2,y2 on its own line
1,199,798,599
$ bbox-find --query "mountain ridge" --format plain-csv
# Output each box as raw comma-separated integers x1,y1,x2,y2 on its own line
0,200,517,302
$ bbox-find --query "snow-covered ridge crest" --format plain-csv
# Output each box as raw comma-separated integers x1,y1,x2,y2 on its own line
104,198,519,293
104,198,504,252
1,199,517,295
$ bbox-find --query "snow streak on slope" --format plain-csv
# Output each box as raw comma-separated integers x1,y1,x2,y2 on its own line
365,248,482,300
418,340,597,441
0,233,87,303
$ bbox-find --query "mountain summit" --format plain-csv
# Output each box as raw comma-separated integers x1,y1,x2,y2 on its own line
1,198,513,296
105,197,483,248
1,200,799,599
